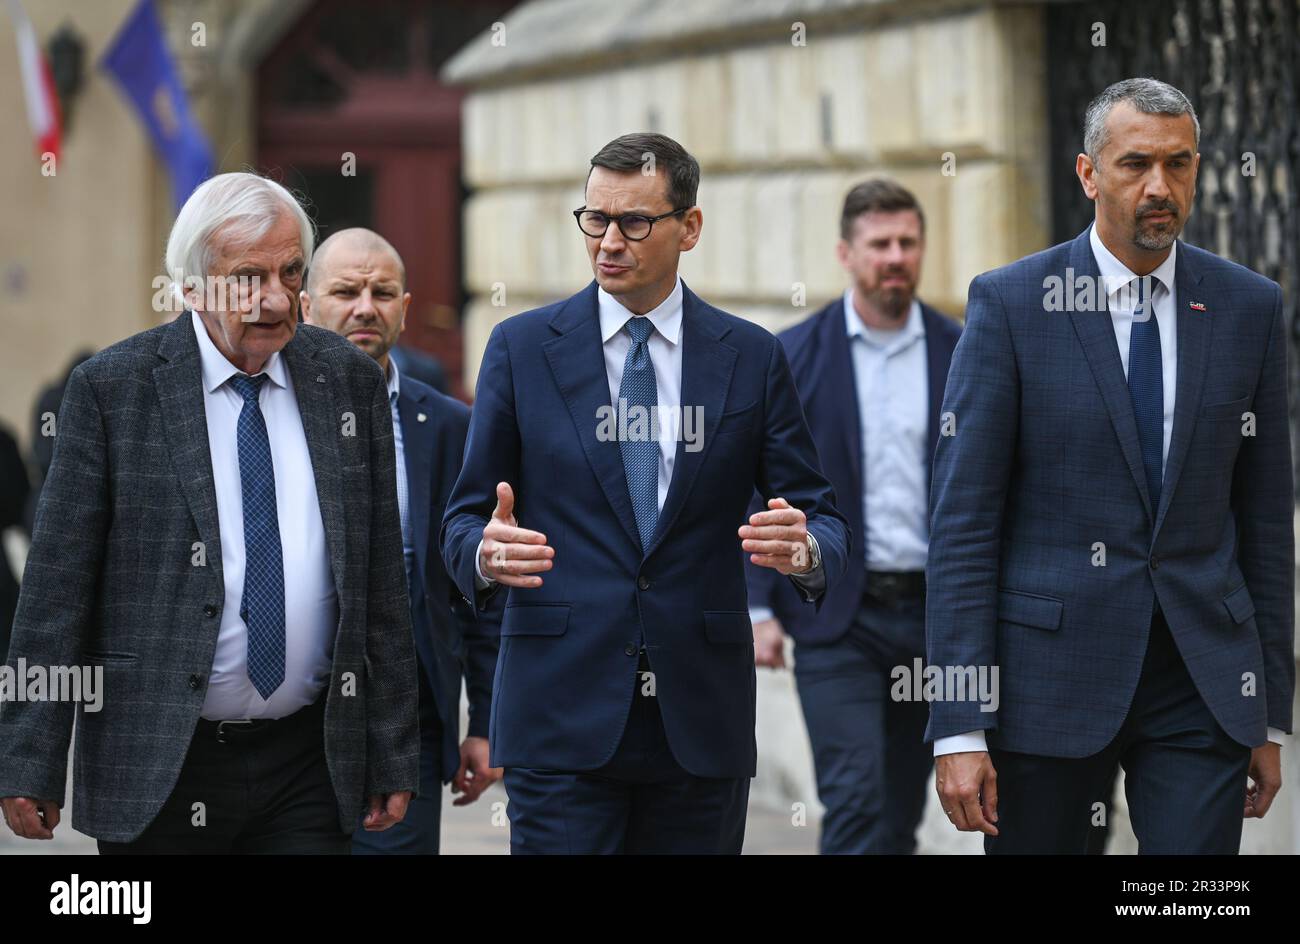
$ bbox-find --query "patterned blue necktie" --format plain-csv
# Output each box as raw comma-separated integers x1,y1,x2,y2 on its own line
619,316,659,550
230,374,285,700
1126,276,1163,512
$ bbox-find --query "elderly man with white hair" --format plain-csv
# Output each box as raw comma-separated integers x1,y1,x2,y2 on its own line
0,172,420,853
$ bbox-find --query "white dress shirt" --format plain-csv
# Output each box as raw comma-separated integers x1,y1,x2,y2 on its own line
750,291,929,626
192,311,337,720
846,291,931,571
387,358,415,579
934,229,1282,755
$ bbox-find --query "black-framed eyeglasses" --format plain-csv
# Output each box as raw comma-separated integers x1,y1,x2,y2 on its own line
573,207,689,241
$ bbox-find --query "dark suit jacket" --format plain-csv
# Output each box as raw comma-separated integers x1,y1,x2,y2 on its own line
441,280,850,780
926,227,1295,756
0,425,29,662
746,297,961,644
0,315,420,842
396,375,500,780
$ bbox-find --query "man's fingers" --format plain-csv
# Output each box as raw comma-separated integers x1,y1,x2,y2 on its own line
494,573,545,588
960,793,997,836
1247,777,1279,819
485,539,553,560
745,510,802,528
741,538,803,556
491,482,515,522
493,557,553,576
982,768,999,825
484,523,549,546
386,792,411,822
3,798,55,840
452,758,470,794
740,521,804,540
767,497,791,510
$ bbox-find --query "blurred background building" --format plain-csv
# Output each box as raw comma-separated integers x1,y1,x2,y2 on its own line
1,0,1297,853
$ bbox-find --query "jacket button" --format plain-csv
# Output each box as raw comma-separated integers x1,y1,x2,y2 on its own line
188,674,202,690
1149,555,1160,570
203,604,217,618
624,644,637,657
638,576,650,591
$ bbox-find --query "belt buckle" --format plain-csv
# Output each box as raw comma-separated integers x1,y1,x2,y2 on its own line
215,719,254,744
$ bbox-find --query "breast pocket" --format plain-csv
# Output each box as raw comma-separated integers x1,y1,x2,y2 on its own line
1199,395,1252,422
713,402,759,438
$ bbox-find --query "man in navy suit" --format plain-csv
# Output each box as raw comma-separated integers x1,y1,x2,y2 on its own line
442,133,850,854
928,78,1293,853
748,180,961,854
303,228,501,854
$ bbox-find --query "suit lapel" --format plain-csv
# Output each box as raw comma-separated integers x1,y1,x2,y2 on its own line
921,304,947,494
645,285,738,558
398,385,434,580
283,330,347,594
543,283,644,554
825,299,864,501
1066,229,1156,523
1153,245,1210,537
153,314,224,587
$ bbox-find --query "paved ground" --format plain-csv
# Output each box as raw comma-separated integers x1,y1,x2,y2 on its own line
0,765,818,855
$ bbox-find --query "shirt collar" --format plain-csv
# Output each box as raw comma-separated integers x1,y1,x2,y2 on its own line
190,310,289,394
598,276,684,346
386,355,400,402
1089,222,1178,302
843,288,925,350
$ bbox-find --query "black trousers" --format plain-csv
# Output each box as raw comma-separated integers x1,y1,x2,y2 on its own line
986,611,1252,855
98,695,350,855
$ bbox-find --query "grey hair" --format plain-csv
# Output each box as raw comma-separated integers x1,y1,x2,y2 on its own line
164,172,314,306
1083,78,1200,164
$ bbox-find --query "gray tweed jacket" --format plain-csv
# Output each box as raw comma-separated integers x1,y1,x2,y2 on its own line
0,315,419,842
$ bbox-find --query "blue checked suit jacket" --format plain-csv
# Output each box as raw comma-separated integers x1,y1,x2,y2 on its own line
925,227,1295,756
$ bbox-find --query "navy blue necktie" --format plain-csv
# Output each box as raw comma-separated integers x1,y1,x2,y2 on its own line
619,316,659,551
231,374,285,700
1126,277,1164,512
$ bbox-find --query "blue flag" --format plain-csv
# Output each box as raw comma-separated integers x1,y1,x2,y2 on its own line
100,0,213,209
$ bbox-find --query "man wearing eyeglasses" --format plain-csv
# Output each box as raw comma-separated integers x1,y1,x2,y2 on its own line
442,132,849,854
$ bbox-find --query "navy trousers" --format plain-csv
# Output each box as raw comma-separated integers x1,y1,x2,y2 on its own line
352,667,444,855
987,611,1252,854
503,651,750,854
794,591,932,854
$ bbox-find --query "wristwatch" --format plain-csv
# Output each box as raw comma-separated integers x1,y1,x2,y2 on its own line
795,532,821,575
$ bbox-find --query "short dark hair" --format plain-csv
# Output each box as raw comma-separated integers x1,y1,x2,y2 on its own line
840,179,925,241
587,133,700,210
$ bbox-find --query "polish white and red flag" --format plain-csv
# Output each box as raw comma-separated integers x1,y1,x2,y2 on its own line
5,0,61,160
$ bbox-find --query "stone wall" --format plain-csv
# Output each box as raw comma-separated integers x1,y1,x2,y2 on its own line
450,1,1049,392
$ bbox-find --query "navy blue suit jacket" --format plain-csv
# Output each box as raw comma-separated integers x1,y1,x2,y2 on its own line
441,280,850,778
926,228,1295,756
746,297,961,644
397,375,500,782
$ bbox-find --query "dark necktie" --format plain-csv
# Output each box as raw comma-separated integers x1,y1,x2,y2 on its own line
230,374,285,700
1126,276,1163,512
618,316,659,550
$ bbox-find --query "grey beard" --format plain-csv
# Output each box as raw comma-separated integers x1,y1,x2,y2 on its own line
1134,221,1180,251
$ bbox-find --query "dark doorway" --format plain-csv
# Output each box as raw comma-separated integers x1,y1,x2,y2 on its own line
256,0,520,399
